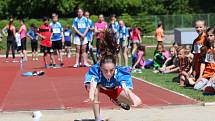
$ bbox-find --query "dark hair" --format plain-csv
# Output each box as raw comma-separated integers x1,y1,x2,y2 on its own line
76,8,84,13
99,31,119,66
15,28,19,33
100,55,116,66
137,44,146,55
156,43,164,51
31,23,35,28
19,18,25,23
84,11,89,14
110,14,116,19
206,27,215,48
43,16,49,21
157,23,163,28
206,27,215,35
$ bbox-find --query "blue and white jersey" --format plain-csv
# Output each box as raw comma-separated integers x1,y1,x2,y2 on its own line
64,29,72,42
27,29,38,40
84,64,133,89
50,22,64,41
109,22,120,33
72,16,89,37
86,19,94,41
119,26,129,40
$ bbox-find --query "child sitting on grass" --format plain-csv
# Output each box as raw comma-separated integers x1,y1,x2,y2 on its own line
153,43,167,73
177,47,195,87
194,27,215,91
132,44,146,73
159,46,179,73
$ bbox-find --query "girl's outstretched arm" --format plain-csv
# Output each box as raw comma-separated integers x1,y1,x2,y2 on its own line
89,79,97,102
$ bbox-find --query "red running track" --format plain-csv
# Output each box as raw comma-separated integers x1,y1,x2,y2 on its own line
0,56,197,111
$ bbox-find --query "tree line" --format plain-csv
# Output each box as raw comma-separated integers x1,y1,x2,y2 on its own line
0,0,214,19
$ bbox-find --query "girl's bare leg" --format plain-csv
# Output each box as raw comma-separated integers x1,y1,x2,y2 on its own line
75,45,80,65
132,43,137,55
117,89,142,107
123,47,128,66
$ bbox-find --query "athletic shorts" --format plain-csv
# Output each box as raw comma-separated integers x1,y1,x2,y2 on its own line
52,40,62,50
120,39,128,47
132,40,140,44
73,36,88,45
64,41,71,47
40,45,53,54
21,37,27,50
31,40,38,52
99,87,123,100
17,46,22,52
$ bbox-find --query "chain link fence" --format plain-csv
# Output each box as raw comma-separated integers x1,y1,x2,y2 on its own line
147,13,215,31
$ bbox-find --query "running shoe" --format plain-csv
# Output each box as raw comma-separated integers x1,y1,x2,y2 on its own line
22,57,28,62
111,99,130,110
45,64,52,68
73,63,80,68
60,63,64,67
83,63,91,67
12,59,19,63
4,59,9,63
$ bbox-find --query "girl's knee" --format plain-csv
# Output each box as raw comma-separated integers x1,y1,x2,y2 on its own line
132,96,142,107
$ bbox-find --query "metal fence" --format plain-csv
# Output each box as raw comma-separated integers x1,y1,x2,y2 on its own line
147,13,215,31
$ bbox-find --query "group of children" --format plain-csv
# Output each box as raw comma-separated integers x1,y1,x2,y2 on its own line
134,20,215,95
3,9,143,69
2,14,72,68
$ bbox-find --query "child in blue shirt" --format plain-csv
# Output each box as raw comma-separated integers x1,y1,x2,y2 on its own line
27,24,38,61
63,25,72,58
50,13,64,67
118,20,129,66
72,8,90,67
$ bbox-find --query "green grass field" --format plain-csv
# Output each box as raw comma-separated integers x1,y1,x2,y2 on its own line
131,45,215,102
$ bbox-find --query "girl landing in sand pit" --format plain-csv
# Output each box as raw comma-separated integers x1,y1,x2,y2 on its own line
84,31,142,121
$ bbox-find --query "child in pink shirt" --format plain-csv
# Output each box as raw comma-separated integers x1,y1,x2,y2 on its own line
132,44,145,73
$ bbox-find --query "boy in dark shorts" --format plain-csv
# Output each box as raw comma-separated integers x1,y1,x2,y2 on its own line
37,17,55,68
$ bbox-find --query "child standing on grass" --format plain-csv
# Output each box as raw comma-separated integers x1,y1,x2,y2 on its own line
63,25,72,58
132,44,146,73
191,20,207,79
194,27,215,91
27,24,39,61
118,20,129,66
131,26,142,55
153,43,166,73
155,22,165,44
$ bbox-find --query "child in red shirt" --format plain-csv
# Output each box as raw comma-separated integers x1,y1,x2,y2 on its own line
37,17,55,68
